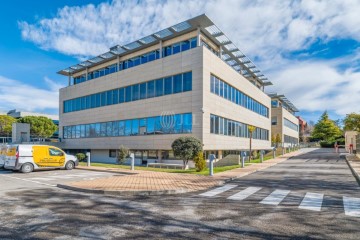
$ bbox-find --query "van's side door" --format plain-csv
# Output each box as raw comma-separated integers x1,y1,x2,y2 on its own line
48,148,66,167
33,146,50,167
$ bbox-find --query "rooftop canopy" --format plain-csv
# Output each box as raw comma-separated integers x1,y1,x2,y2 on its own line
268,93,299,112
58,14,272,87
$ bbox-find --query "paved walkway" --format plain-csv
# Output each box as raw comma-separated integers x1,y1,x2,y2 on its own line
59,150,305,195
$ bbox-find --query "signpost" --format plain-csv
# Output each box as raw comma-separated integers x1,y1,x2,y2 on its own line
86,152,91,167
260,150,264,163
209,154,215,176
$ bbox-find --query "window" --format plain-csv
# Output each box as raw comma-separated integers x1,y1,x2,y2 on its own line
49,148,64,156
112,89,118,104
147,117,155,134
155,79,163,97
147,80,155,98
125,86,132,102
164,77,172,95
125,120,132,136
132,84,139,101
109,150,117,158
118,121,125,136
100,123,107,137
183,113,192,133
139,118,146,135
173,74,182,93
272,117,277,125
181,40,190,51
119,88,125,103
112,121,119,136
131,119,139,135
183,72,192,91
173,43,181,54
107,91,113,105
106,122,113,136
271,100,278,108
140,83,147,99
164,46,171,57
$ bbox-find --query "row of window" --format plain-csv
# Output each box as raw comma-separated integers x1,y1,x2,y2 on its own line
210,75,269,118
284,135,298,144
64,72,192,113
210,114,269,140
73,37,197,85
284,118,298,131
201,40,220,57
63,113,192,139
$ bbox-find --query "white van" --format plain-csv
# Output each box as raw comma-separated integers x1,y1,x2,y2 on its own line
0,145,7,168
4,144,78,173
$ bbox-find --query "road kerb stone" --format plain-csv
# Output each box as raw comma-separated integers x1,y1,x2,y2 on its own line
345,154,360,185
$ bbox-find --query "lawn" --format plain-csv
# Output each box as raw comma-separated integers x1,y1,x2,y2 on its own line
78,155,273,176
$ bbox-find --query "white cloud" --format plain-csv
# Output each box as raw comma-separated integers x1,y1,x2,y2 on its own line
17,0,360,119
0,76,60,113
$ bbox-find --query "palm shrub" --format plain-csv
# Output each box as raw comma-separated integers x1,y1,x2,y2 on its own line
194,151,206,172
117,145,129,164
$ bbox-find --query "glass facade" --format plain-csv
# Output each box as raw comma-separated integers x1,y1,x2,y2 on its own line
72,37,197,85
210,114,269,140
284,118,298,131
64,72,192,113
284,135,298,144
63,113,192,139
210,75,269,118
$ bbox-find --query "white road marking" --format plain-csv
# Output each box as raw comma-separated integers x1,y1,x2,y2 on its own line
260,189,290,205
199,184,238,197
227,187,262,201
299,192,323,211
0,174,56,187
343,196,360,217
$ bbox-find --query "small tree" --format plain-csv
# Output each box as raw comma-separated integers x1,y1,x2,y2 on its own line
75,153,86,162
311,111,342,142
194,151,206,172
344,113,360,132
275,134,282,147
271,134,276,147
117,145,129,165
172,136,202,169
248,125,256,162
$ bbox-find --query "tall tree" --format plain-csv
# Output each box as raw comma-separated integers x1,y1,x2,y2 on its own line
172,136,202,169
343,113,360,132
311,111,342,142
17,116,57,139
0,115,16,136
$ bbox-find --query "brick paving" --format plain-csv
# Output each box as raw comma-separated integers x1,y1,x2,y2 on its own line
63,150,303,194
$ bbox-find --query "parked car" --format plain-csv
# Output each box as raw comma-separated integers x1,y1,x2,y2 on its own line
4,144,78,173
0,145,8,168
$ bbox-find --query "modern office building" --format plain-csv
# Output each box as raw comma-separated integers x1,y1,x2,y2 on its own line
57,14,273,164
269,94,299,147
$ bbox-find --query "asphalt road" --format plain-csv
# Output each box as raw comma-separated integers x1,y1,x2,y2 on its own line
0,148,359,240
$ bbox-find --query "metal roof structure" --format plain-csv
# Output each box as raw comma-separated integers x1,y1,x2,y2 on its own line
58,14,272,87
268,93,299,112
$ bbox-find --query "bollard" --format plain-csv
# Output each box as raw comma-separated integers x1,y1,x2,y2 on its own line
130,153,135,171
282,147,285,155
209,154,215,176
273,150,276,159
86,152,91,167
241,152,246,168
260,150,264,163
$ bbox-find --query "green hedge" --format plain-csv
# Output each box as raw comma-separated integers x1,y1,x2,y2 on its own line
320,138,345,148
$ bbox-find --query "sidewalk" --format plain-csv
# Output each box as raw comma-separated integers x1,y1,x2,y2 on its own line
58,150,304,195
345,154,360,183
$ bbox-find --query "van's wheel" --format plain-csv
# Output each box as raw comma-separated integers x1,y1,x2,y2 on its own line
65,161,75,170
21,163,34,173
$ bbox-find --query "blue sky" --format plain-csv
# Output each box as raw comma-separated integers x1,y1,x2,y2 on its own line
1,0,360,124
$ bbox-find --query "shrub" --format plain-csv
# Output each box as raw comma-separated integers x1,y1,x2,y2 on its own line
75,153,86,162
172,136,202,169
117,145,129,164
194,151,206,172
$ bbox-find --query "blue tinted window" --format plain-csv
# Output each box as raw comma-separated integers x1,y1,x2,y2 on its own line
106,122,112,136
155,79,163,97
119,88,125,103
112,89,118,104
107,91,113,105
220,81,224,97
147,80,155,98
125,120,132,136
95,94,101,107
127,60,134,68
173,74,182,93
164,77,172,95
147,117,155,134
125,86,132,102
190,37,197,48
118,121,125,136
154,116,162,133
173,43,181,54
214,77,219,95
173,114,182,133
141,54,148,64
132,84,139,101
131,119,139,135
183,72,192,91
112,121,118,136
155,50,160,59
148,51,156,61
86,96,91,109
101,92,106,106
81,97,86,110
181,40,190,51
164,46,171,57
140,83,147,99
134,57,141,66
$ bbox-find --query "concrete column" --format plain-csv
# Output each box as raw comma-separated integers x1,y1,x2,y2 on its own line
217,150,223,160
68,75,71,86
117,55,120,70
219,46,222,58
197,27,201,46
86,68,89,81
157,150,162,163
159,40,163,58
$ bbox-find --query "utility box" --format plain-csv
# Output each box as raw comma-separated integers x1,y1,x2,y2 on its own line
12,123,30,143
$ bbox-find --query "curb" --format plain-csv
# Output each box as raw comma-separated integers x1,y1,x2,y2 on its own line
345,155,360,185
75,167,138,175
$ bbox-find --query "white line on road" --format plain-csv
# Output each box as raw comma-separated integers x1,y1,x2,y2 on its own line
343,196,360,217
199,184,238,197
227,187,262,201
0,174,56,187
299,192,323,211
260,189,290,205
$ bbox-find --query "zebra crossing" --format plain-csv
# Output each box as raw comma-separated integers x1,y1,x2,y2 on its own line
198,184,360,218
23,171,114,182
